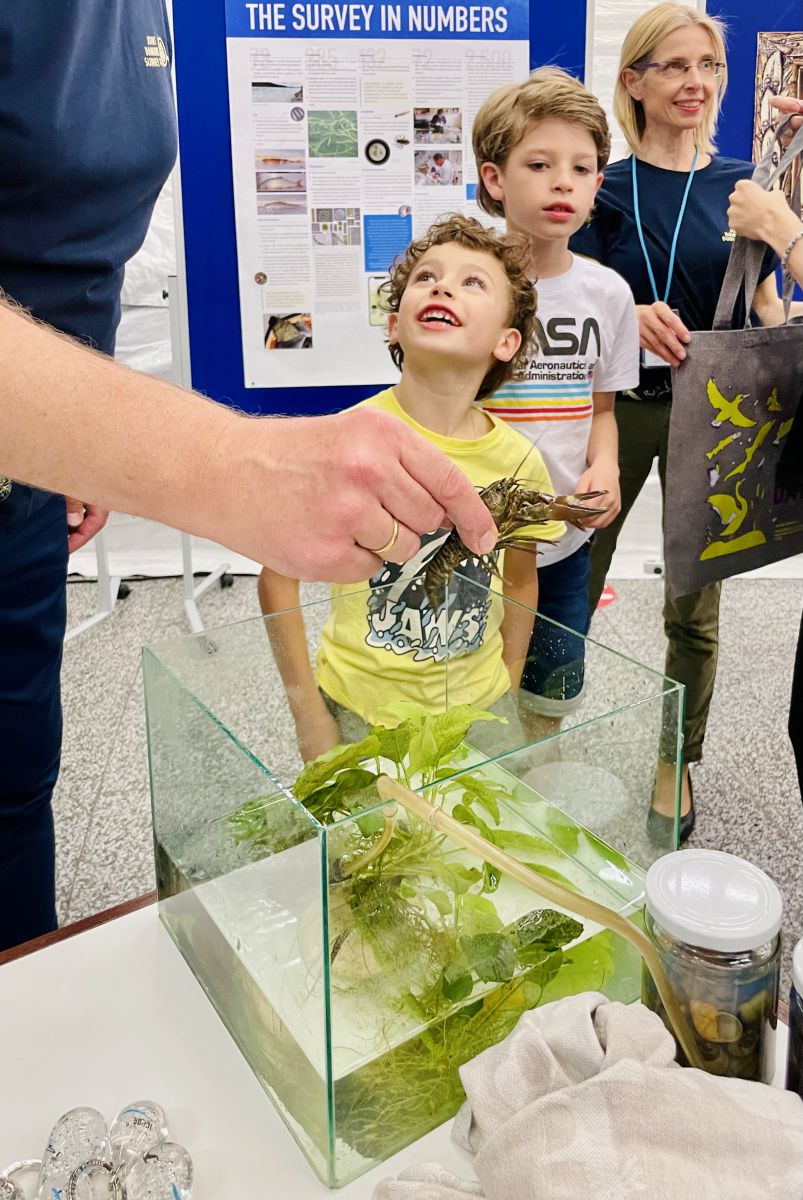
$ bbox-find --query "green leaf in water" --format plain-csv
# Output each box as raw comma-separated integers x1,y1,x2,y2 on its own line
421,888,453,917
442,959,474,1002
293,735,380,802
444,775,508,825
451,802,495,842
492,828,560,860
458,892,503,936
516,908,583,951
460,933,516,983
407,722,440,778
516,942,550,970
524,863,577,890
482,862,501,893
372,722,414,765
425,705,504,763
424,860,482,895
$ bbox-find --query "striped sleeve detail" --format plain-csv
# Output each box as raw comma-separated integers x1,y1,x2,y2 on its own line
485,379,594,423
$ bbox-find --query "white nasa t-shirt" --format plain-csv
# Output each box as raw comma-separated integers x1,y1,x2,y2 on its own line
484,253,639,566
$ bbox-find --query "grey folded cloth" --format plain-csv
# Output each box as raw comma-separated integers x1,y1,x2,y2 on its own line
374,991,803,1200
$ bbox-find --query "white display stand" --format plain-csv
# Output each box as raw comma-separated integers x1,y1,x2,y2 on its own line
65,528,126,642
0,904,790,1196
166,270,232,633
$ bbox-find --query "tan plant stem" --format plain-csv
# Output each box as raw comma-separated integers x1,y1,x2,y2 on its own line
376,775,703,1069
338,809,396,877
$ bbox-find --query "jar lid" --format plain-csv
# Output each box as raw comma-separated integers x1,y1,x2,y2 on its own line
645,849,782,952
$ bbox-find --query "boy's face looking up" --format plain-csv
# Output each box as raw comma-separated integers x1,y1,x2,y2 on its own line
387,241,521,377
480,118,603,246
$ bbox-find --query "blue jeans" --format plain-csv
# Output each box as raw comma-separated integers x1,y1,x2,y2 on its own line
0,489,67,949
520,541,591,716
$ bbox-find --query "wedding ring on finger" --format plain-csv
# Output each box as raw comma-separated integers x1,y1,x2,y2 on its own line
367,517,400,558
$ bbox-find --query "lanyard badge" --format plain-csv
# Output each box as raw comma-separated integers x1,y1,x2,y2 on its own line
632,149,698,368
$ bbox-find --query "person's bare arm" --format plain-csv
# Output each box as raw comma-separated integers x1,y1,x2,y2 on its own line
575,391,620,529
257,568,340,761
751,271,803,326
501,548,538,692
728,182,803,292
0,297,497,581
727,97,803,301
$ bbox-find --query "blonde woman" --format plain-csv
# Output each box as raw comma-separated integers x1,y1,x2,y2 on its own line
571,3,791,839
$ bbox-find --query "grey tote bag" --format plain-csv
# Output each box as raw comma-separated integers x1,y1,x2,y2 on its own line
665,121,803,600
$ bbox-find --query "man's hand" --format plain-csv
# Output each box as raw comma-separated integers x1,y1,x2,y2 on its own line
575,461,620,529
213,406,498,582
636,302,691,369
66,499,109,554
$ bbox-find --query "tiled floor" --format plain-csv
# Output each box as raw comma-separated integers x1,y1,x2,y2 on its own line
57,571,803,990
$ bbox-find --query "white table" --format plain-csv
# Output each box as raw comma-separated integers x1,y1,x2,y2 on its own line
0,903,790,1195
0,905,472,1196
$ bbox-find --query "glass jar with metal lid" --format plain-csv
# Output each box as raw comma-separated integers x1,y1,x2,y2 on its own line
642,849,782,1082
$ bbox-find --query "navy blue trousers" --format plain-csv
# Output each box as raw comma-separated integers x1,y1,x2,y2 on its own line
0,489,67,949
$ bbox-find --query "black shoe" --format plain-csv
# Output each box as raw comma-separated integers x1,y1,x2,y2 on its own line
647,772,695,846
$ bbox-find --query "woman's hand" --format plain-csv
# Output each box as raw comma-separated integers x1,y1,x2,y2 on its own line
727,180,799,245
771,95,803,135
636,302,691,369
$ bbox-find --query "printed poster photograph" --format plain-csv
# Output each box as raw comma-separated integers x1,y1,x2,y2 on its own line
223,0,529,388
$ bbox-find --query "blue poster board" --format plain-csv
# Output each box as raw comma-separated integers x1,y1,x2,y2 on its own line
707,0,800,162
172,0,586,414
706,0,801,301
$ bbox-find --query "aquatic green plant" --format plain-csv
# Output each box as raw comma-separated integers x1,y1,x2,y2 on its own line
230,703,583,1017
220,704,657,1171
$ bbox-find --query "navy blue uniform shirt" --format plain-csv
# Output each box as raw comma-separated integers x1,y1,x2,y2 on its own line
0,0,177,521
570,155,778,401
0,0,177,356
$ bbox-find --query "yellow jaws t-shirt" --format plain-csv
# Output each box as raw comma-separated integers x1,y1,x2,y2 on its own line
315,388,565,724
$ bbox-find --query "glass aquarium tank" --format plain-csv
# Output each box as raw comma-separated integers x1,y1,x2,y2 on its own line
144,574,684,1187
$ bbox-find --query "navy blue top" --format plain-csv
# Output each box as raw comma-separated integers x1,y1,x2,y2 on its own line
0,0,177,356
570,155,778,401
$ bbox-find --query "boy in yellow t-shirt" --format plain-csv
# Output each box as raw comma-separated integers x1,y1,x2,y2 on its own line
258,214,564,761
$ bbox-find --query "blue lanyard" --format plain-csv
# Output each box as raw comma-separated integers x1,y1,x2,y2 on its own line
631,148,698,304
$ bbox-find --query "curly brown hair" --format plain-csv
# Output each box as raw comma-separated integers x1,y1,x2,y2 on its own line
381,214,536,402
473,68,611,218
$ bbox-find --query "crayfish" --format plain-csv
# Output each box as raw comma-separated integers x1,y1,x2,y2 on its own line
423,477,608,609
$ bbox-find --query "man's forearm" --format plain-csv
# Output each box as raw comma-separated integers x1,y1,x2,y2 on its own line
1,293,498,580
0,295,244,534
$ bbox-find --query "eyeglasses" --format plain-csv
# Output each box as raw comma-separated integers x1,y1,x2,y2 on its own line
635,58,725,80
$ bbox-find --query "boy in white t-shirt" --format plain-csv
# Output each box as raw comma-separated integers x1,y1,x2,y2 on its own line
474,68,639,715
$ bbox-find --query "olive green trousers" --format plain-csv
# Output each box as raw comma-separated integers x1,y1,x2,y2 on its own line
589,395,721,763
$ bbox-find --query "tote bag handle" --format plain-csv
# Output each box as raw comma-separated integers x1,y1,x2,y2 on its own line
713,117,803,331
